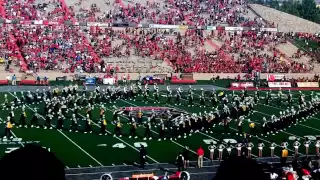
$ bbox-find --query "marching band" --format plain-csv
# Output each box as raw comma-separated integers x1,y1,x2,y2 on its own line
2,83,320,160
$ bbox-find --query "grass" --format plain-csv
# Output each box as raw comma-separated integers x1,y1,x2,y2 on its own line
0,89,320,168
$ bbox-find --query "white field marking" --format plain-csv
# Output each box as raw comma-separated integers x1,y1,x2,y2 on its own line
76,111,160,164
89,165,93,167
299,124,320,132
112,164,115,166
123,163,127,165
56,130,103,166
174,92,301,155
66,165,221,176
8,92,104,166
78,165,81,168
111,99,205,159
0,118,25,147
66,166,70,169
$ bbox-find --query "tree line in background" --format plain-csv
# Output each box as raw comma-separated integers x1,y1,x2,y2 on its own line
251,0,320,24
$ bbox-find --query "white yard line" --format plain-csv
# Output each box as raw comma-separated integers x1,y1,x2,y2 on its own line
7,92,104,166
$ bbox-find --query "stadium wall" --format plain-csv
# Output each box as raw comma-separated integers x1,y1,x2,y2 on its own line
0,73,316,81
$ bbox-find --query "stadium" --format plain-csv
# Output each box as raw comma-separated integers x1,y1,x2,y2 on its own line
0,0,319,180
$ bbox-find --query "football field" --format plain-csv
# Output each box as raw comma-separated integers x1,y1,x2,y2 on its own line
0,87,320,171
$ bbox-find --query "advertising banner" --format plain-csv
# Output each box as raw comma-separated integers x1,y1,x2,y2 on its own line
225,27,244,31
230,82,254,88
260,28,278,32
268,82,291,88
267,74,285,81
103,78,115,85
206,26,216,30
149,24,179,29
297,82,319,88
85,77,96,85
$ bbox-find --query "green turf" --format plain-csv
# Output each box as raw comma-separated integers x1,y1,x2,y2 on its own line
0,89,320,168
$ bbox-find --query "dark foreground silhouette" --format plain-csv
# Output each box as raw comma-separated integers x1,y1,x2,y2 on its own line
0,144,65,180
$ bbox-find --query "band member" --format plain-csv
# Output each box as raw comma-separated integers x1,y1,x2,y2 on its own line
100,106,105,119
237,116,243,135
100,115,107,135
208,142,216,161
226,141,233,157
19,107,27,128
247,141,254,158
57,115,64,130
235,142,243,156
44,111,53,130
9,110,14,125
129,120,138,139
31,108,39,128
70,114,79,132
5,118,13,139
217,143,225,161
223,117,231,134
188,87,194,107
154,85,160,103
166,86,172,104
137,109,143,125
85,114,93,134
114,119,122,137
158,120,166,141
304,137,311,156
257,140,265,157
315,139,320,156
142,90,148,103
293,139,301,156
199,89,206,107
270,141,276,157
143,120,152,140
175,86,182,106
281,140,289,149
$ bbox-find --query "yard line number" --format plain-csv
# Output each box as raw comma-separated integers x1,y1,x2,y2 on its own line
108,142,148,149
288,135,320,141
5,147,50,154
203,139,238,145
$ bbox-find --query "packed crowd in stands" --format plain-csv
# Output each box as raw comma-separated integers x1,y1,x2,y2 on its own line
0,0,317,74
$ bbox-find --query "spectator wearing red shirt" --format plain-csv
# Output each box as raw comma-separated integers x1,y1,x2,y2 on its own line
197,146,204,168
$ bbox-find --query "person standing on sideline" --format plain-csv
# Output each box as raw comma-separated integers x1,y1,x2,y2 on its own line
183,146,190,169
139,145,147,168
197,146,204,168
281,147,288,166
12,74,16,86
176,152,184,171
